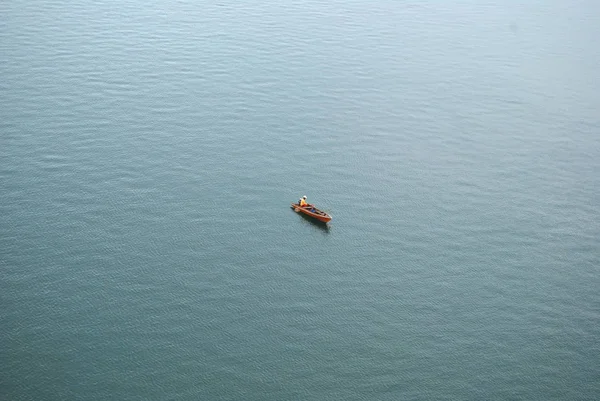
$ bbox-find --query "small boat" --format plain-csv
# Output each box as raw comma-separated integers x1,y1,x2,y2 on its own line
290,203,332,223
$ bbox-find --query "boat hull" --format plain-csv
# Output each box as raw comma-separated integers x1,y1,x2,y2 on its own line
291,203,332,223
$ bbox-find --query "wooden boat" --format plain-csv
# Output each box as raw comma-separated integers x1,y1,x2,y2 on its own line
290,203,332,223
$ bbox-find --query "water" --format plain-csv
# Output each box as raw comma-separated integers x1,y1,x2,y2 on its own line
1,0,599,399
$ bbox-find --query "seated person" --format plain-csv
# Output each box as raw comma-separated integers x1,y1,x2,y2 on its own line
299,195,308,207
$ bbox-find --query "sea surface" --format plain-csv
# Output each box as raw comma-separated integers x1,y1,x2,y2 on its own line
1,1,599,400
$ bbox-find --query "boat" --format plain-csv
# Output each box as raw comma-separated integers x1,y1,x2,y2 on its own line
290,203,332,223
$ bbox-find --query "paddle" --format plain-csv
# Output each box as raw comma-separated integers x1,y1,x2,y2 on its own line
293,204,312,213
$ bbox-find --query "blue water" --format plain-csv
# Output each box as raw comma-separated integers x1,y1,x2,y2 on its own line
2,0,599,399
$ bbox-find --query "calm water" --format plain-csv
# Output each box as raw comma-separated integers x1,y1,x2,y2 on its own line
1,0,599,399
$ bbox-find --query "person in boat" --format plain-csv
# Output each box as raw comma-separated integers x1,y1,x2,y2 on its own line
299,195,308,207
